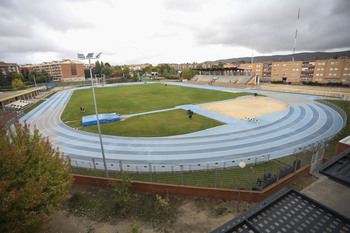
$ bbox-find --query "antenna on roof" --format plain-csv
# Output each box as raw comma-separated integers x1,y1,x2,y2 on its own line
292,8,300,62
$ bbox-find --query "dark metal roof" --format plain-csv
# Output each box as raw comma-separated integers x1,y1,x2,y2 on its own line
211,188,350,233
318,148,350,188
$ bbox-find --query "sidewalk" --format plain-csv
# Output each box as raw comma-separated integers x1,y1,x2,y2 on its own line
301,175,350,218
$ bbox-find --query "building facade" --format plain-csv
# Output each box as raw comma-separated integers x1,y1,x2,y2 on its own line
22,60,85,82
224,56,350,85
0,61,21,77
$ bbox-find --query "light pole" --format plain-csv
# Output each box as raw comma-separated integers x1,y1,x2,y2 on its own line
77,52,109,178
237,161,246,212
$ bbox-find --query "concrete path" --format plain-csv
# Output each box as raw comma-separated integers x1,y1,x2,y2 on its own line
19,82,344,172
302,175,350,218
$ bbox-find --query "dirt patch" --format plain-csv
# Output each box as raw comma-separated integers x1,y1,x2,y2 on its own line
45,174,318,233
197,96,288,120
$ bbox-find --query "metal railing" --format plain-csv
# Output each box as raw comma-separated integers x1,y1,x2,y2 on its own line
69,140,328,191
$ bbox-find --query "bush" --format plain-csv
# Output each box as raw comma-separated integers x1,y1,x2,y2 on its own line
0,121,73,233
12,78,23,88
111,173,132,210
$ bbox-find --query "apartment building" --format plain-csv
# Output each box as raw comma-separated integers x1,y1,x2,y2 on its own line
223,56,350,85
0,61,21,77
23,60,85,82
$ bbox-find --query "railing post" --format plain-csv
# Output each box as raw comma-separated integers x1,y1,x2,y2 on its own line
92,158,97,177
180,165,184,186
149,162,152,183
119,160,123,175
215,167,218,189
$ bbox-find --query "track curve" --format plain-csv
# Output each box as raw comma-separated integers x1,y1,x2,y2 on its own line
20,82,344,172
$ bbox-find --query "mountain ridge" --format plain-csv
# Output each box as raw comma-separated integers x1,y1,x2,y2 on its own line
205,50,350,64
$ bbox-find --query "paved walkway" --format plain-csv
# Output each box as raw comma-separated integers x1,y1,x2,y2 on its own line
20,82,344,172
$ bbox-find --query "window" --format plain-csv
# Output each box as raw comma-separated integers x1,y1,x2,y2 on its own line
329,74,332,76
321,68,324,70
345,68,349,70
317,68,320,71
322,62,325,65
331,62,334,65
335,62,339,65
286,69,288,71
283,64,286,66
296,68,299,71
297,63,300,66
320,74,323,76
344,74,348,76
335,68,338,70
330,68,333,71
334,73,337,76
346,61,350,64
318,62,322,65
316,73,319,76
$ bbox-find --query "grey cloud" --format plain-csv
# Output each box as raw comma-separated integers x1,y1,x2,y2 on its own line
193,0,350,53
0,0,92,37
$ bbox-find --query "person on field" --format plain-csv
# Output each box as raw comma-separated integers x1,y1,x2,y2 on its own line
80,106,82,112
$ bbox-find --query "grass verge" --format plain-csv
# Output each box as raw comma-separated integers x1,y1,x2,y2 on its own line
61,83,250,122
67,109,224,137
23,100,45,114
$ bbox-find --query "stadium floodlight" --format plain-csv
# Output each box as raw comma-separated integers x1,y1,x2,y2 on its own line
86,53,94,59
77,53,85,59
96,52,102,59
76,52,109,178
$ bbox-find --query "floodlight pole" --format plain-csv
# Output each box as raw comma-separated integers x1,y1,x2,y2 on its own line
83,53,109,178
237,161,246,212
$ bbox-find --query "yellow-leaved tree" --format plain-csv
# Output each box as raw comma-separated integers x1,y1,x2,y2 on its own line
0,121,73,233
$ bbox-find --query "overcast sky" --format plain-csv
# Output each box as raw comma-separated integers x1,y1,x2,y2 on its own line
1,0,350,65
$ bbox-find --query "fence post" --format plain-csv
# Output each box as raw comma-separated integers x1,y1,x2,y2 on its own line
68,156,73,173
261,169,265,190
277,163,281,183
149,162,152,183
215,167,218,189
92,158,97,177
250,167,254,194
294,154,299,172
180,165,184,186
119,160,123,174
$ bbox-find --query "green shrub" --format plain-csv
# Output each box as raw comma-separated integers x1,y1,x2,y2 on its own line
111,173,132,210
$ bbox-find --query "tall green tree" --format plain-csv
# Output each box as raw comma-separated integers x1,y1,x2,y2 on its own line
0,121,73,233
11,78,23,88
95,61,102,76
7,72,24,82
181,67,197,79
101,66,114,78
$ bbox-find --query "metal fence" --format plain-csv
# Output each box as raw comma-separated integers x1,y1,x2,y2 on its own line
69,139,330,191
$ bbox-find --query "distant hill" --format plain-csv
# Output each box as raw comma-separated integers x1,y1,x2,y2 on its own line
206,50,350,64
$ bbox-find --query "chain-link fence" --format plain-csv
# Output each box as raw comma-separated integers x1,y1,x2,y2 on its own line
69,138,330,191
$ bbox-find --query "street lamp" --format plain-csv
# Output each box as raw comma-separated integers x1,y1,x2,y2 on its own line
77,52,109,178
237,161,246,212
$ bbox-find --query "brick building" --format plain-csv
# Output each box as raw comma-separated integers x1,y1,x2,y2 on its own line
22,59,85,82
0,61,21,77
224,56,350,85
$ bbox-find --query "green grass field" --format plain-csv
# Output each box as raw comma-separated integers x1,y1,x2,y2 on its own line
62,83,250,137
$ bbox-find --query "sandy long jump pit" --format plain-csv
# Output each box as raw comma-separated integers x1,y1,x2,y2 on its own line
197,96,289,120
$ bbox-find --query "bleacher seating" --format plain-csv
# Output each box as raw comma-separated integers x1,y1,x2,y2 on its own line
5,100,32,111
191,75,254,85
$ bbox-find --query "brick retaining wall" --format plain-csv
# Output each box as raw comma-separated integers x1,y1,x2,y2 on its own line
72,164,311,202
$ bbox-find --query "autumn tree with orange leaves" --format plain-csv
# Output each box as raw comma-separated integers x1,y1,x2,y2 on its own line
0,121,73,233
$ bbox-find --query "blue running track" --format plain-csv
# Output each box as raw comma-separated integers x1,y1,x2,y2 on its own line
20,82,344,172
